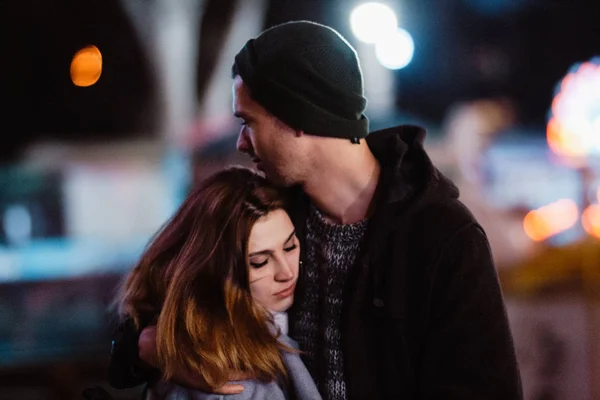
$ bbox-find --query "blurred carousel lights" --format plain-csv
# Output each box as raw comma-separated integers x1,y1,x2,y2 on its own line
523,199,579,242
544,57,600,240
547,57,600,164
580,186,600,240
582,203,600,239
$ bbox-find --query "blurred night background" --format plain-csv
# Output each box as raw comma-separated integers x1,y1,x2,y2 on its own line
1,0,600,398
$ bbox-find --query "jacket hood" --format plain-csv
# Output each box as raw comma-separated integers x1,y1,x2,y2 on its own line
366,125,459,217
362,125,460,304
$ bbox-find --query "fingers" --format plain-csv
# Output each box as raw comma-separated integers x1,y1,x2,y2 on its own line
173,368,251,393
211,371,252,394
175,375,244,394
137,324,249,396
212,383,245,395
138,325,158,367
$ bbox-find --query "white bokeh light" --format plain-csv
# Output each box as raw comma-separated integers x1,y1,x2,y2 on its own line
547,58,600,160
593,116,600,135
350,2,398,44
375,28,414,70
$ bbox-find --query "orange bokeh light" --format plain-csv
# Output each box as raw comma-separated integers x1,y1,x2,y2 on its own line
546,117,586,158
582,204,600,239
70,45,102,87
523,199,579,242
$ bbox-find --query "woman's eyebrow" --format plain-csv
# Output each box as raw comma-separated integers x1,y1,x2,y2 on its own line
248,230,296,257
249,249,272,257
284,230,296,243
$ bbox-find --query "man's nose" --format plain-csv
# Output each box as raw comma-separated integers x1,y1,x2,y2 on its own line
236,128,250,153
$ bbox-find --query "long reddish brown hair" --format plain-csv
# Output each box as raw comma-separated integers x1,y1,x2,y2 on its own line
116,166,291,389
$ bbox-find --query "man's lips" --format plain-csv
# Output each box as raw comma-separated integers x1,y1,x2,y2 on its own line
252,158,264,171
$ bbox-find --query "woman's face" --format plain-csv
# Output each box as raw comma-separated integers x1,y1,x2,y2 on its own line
248,209,300,313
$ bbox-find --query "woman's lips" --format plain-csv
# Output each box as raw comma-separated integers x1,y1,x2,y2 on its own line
274,283,296,298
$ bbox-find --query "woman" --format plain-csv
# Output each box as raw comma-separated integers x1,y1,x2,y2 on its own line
113,166,321,400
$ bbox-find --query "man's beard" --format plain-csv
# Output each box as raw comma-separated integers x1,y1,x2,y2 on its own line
264,167,295,188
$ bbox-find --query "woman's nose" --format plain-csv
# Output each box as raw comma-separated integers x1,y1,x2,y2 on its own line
275,259,295,281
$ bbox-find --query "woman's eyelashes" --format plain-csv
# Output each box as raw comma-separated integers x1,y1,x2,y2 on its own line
250,259,268,269
284,243,298,252
249,243,298,269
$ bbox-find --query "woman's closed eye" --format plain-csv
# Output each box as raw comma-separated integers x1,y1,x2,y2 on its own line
250,259,268,269
284,243,297,252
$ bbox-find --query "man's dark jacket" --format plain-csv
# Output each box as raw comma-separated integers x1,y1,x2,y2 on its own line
108,125,523,400
287,125,522,399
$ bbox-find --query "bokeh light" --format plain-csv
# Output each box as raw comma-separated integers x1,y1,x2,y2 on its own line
547,58,600,162
70,45,103,87
350,2,398,44
582,204,600,239
523,199,579,242
375,28,414,70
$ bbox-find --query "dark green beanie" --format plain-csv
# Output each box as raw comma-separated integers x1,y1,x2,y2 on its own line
233,20,369,140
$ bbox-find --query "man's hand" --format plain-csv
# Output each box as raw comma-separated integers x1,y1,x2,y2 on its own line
138,326,159,368
138,325,246,394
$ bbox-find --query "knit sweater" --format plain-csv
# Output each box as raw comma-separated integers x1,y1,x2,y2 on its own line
291,203,368,400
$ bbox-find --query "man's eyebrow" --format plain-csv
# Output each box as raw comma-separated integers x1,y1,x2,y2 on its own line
248,230,296,257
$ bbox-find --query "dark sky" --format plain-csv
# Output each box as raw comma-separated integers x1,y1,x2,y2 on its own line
1,0,599,162
386,0,600,126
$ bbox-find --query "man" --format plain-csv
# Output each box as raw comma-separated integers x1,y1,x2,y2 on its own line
110,21,523,400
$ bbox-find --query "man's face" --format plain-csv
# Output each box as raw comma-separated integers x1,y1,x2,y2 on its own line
233,76,302,187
